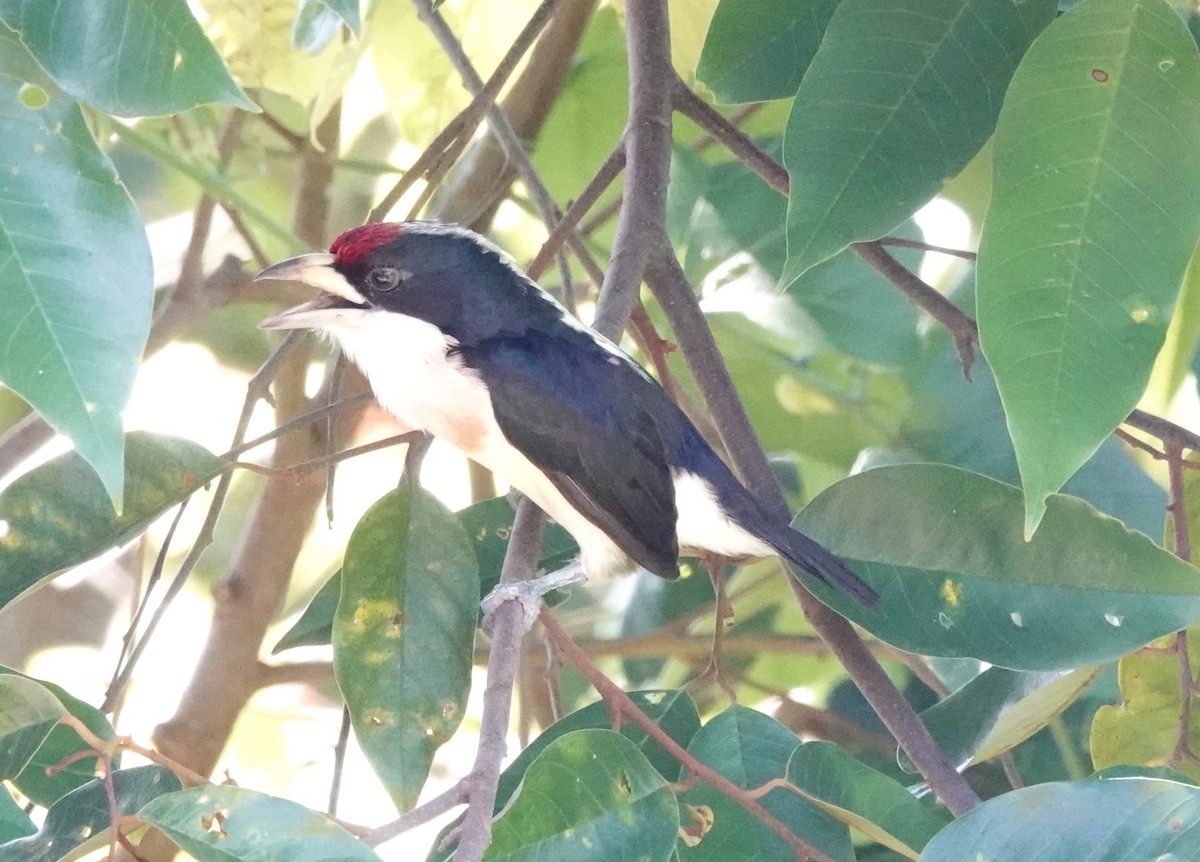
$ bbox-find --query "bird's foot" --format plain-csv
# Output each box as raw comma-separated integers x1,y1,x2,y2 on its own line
481,560,587,631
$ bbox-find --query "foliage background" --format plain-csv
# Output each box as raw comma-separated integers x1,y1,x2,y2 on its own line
3,0,1200,860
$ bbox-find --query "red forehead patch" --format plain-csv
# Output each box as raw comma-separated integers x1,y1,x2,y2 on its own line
329,223,404,265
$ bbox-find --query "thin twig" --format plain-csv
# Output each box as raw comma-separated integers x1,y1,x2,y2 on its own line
366,783,469,846
328,706,352,817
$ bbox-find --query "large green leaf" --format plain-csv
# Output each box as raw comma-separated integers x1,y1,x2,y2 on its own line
793,463,1200,670
787,741,949,858
782,0,1054,280
332,478,479,811
484,730,679,862
0,31,154,505
0,676,65,781
976,0,1200,533
139,785,381,862
0,766,181,862
677,706,852,862
697,0,839,103
0,432,223,610
273,495,577,654
0,667,119,806
0,0,253,115
919,778,1200,860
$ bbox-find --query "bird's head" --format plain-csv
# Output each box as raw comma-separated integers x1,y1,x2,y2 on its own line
257,221,557,343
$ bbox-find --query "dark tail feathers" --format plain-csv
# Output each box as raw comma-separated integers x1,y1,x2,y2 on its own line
764,524,877,609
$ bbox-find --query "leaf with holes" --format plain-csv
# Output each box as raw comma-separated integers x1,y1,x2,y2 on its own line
0,31,153,505
793,463,1200,670
976,0,1200,533
332,477,479,811
0,0,253,115
139,785,380,862
782,0,1054,280
0,432,222,611
1,766,181,862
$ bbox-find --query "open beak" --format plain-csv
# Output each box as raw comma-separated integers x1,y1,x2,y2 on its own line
255,253,368,330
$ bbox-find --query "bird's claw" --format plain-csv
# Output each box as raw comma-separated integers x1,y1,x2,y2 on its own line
480,560,587,631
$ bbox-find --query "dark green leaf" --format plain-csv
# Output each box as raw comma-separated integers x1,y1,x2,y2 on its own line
0,667,118,806
430,691,699,862
484,729,679,862
976,0,1200,532
272,569,341,654
620,570,713,686
0,766,181,862
0,0,254,115
458,496,577,601
0,784,34,842
698,0,839,103
783,0,1054,278
332,478,479,810
0,31,154,505
139,785,380,862
787,741,949,855
677,706,852,862
0,676,65,781
919,778,1200,860
794,463,1200,670
0,432,223,610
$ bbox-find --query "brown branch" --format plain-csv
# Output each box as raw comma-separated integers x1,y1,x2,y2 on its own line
540,610,838,862
642,247,982,816
591,0,673,338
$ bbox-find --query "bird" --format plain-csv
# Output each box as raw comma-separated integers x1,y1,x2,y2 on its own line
256,221,877,609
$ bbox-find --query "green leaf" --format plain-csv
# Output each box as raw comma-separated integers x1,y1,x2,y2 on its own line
0,432,223,610
0,766,181,862
274,495,578,654
787,741,950,858
677,706,852,862
976,0,1200,532
698,0,839,103
918,778,1200,860
971,664,1101,765
138,785,381,862
458,496,577,601
332,478,480,811
272,569,342,654
908,666,1098,772
294,0,360,52
782,0,1055,279
431,691,699,862
0,32,154,506
0,0,253,115
484,729,679,862
793,463,1200,670
0,676,66,780
1091,629,1200,782
0,784,34,843
0,668,118,806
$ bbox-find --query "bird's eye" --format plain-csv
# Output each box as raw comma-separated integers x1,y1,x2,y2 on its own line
367,266,405,291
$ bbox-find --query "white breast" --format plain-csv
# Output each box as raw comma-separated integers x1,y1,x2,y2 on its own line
318,308,630,578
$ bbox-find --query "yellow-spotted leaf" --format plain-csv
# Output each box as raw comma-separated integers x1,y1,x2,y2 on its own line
332,476,479,811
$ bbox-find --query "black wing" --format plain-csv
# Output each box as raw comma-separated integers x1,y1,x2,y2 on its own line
461,330,681,579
